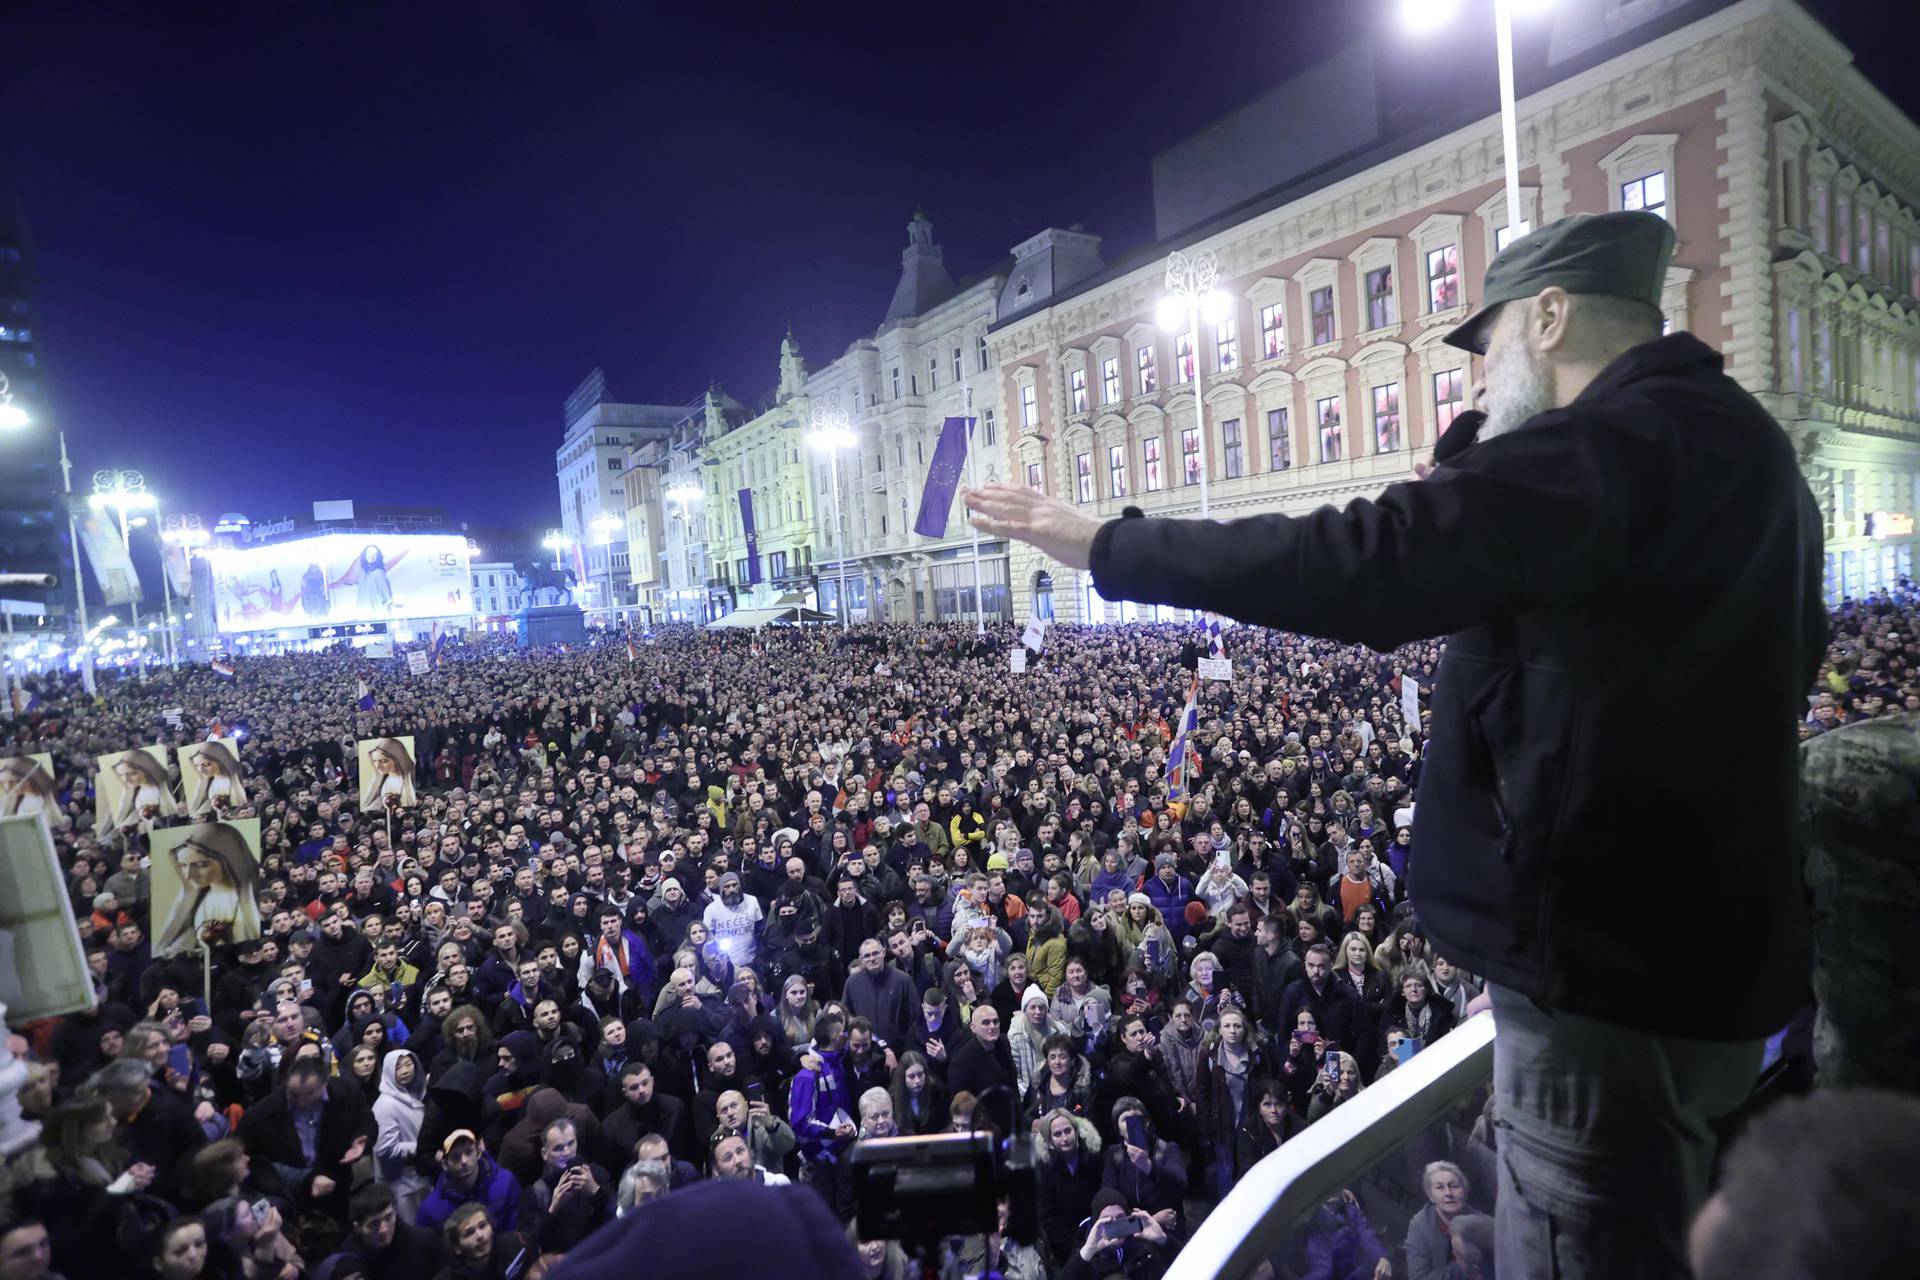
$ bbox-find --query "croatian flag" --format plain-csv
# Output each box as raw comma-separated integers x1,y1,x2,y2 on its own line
428,621,448,669
355,676,375,712
1202,613,1225,659
1165,676,1201,801
210,658,236,679
7,687,40,714
625,626,637,664
913,416,971,539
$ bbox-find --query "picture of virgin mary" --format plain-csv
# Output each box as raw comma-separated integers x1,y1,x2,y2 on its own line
153,821,263,957
94,747,181,841
359,736,417,810
182,739,247,820
1,755,58,820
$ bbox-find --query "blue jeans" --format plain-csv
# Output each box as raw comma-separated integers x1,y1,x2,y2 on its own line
1488,985,1761,1280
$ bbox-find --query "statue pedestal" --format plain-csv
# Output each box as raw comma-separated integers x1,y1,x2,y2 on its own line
515,605,586,649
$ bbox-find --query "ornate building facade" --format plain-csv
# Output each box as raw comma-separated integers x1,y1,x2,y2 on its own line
698,340,820,613
991,0,1919,622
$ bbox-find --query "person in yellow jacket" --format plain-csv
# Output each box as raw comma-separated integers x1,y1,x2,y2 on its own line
1026,904,1069,996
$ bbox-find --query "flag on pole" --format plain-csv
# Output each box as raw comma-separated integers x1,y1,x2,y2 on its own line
625,626,638,664
1202,613,1225,659
210,658,236,680
355,675,375,712
428,621,448,669
207,718,227,740
1165,676,1201,802
737,489,763,584
7,688,41,714
913,416,971,538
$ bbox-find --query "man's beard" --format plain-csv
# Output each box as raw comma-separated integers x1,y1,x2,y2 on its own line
1481,333,1556,441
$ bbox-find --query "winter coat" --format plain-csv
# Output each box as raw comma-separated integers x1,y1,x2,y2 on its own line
416,1153,522,1234
372,1049,427,1185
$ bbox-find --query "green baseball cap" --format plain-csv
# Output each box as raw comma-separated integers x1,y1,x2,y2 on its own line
1442,209,1676,353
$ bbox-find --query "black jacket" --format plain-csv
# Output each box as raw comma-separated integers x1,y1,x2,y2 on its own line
237,1079,375,1205
1090,335,1822,1039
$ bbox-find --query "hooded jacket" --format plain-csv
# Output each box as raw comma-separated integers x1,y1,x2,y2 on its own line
372,1049,427,1184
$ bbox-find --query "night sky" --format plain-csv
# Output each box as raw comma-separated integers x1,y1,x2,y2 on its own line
1,0,1906,534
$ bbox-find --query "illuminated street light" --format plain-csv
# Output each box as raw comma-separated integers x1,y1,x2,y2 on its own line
0,372,25,431
807,407,857,630
543,529,572,572
1158,248,1229,517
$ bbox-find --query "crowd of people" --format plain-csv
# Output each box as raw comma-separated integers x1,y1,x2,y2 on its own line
0,591,1912,1280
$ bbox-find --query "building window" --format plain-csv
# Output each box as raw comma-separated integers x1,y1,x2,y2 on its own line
1222,417,1245,478
1108,444,1128,498
1834,194,1851,264
1102,357,1121,405
928,359,939,392
1426,245,1460,312
1026,461,1043,489
1020,383,1038,427
1372,383,1402,453
952,347,963,381
1174,334,1195,384
769,551,788,578
1070,367,1089,414
1317,396,1343,462
891,367,901,398
1494,222,1531,252
1310,286,1336,346
1181,427,1202,485
1075,451,1094,503
606,457,623,471
1142,436,1164,491
1620,171,1667,221
1267,408,1291,471
736,557,750,582
1136,344,1158,393
977,335,990,372
983,408,996,446
1854,205,1871,274
910,373,919,396
1432,368,1465,432
1215,318,1239,372
1364,265,1396,330
1260,303,1285,359
895,438,906,468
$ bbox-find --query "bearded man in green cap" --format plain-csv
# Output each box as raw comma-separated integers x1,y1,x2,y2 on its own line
965,209,1826,1277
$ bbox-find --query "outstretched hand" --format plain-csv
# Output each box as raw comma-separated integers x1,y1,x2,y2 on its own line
962,486,1102,571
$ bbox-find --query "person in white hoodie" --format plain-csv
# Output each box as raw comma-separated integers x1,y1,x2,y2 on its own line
371,1048,428,1218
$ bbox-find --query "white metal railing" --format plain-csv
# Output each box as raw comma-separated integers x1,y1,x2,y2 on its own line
1165,1012,1496,1280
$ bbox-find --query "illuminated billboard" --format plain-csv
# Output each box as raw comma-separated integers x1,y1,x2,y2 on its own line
204,532,472,633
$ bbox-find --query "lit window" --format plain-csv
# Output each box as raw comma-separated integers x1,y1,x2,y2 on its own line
1070,367,1089,414
1310,287,1335,345
1142,437,1164,491
1222,418,1245,478
1174,334,1195,384
1432,368,1465,433
1317,396,1343,462
1215,318,1239,372
1365,266,1396,330
1426,245,1460,312
1026,461,1043,489
1108,445,1128,499
1267,408,1291,471
1181,428,1202,485
1372,383,1402,453
1620,171,1667,221
1102,357,1121,405
1020,383,1038,428
1260,303,1285,359
1136,345,1158,393
1495,221,1531,252
1075,452,1094,503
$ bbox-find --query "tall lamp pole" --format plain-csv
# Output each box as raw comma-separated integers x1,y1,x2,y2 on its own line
591,513,622,628
1158,249,1231,518
543,530,571,574
88,469,155,640
665,485,702,623
807,407,855,630
163,514,207,664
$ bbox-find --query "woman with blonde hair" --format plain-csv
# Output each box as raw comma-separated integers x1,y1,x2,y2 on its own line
183,740,248,820
360,737,417,810
153,822,262,957
776,973,819,1047
96,747,180,840
1306,1051,1363,1121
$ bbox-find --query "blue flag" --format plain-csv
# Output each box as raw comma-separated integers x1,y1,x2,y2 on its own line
913,416,971,539
737,488,763,584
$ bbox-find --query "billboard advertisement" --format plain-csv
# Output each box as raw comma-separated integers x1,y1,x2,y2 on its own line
204,532,471,633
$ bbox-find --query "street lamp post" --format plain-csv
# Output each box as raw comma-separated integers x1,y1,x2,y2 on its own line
665,484,702,623
591,513,622,628
162,514,208,664
88,469,156,641
1158,248,1231,518
807,408,855,630
1405,0,1547,241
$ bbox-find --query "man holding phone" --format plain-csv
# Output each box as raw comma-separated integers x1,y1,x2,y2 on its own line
1066,1189,1172,1280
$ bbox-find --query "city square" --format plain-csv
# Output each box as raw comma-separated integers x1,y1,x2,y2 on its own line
2,2,1918,1278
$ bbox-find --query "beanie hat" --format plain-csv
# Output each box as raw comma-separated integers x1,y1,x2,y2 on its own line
986,852,1010,871
1184,902,1210,927
1088,1189,1129,1218
1022,984,1050,1010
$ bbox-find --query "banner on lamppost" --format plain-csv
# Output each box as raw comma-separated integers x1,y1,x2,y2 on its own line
66,496,143,606
161,544,194,599
737,488,763,585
